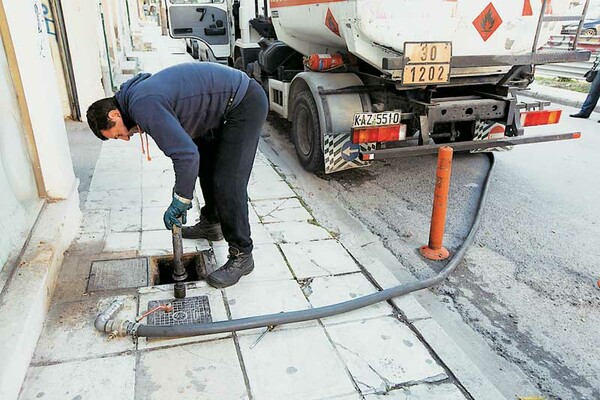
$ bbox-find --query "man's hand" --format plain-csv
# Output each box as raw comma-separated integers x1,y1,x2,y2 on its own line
163,193,193,230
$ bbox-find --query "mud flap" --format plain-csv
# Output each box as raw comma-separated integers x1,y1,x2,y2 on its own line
324,133,375,173
471,121,513,153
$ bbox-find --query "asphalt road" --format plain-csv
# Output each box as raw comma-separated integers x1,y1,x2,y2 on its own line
260,99,600,400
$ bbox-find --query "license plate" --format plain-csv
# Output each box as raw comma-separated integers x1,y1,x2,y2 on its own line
403,41,452,85
352,111,402,128
404,42,451,64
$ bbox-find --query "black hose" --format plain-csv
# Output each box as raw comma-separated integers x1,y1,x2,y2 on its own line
135,153,496,338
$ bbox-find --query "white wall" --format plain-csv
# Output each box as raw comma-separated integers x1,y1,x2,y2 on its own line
0,35,42,288
61,0,106,119
3,0,76,199
40,0,71,117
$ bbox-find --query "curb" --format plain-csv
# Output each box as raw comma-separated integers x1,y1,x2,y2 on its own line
523,84,600,114
0,184,81,400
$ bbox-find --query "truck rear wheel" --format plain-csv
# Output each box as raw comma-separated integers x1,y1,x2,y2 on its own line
292,90,324,172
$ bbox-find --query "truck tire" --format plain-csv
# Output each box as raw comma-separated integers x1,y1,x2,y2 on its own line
292,90,325,172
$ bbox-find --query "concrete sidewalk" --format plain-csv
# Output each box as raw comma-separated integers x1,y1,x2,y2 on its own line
16,23,513,400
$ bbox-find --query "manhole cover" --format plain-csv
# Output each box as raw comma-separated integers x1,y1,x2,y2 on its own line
147,296,212,326
87,258,148,292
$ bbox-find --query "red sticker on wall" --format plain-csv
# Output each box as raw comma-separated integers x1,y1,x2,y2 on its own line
473,3,503,41
325,8,341,37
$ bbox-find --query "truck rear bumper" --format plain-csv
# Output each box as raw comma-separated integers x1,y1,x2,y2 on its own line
360,132,581,160
382,50,591,70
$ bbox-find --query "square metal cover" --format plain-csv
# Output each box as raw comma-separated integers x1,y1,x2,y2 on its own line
147,296,212,326
87,257,149,292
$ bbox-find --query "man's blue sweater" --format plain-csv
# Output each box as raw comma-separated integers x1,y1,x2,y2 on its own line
115,62,250,199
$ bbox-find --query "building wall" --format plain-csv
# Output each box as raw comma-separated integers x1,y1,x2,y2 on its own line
61,0,106,119
0,34,42,289
3,0,76,200
40,0,71,117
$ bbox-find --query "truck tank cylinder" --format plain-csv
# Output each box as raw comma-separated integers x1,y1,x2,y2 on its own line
305,54,345,71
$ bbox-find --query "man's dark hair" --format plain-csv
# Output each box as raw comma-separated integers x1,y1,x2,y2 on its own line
86,97,119,141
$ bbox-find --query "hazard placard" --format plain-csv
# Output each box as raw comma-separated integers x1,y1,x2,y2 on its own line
473,3,503,42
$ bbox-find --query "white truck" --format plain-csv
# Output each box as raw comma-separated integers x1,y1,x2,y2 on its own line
167,0,591,173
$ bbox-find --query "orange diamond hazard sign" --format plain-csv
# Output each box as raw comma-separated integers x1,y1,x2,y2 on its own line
473,3,503,41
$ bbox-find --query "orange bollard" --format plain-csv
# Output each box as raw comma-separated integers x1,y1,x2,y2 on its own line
420,146,453,261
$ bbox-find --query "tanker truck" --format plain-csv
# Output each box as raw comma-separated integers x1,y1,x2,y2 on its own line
166,0,591,173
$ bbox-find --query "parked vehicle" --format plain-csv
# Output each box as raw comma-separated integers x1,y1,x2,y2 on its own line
168,0,591,173
563,18,600,35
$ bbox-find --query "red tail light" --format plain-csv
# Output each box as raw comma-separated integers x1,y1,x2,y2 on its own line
520,109,562,127
352,124,407,144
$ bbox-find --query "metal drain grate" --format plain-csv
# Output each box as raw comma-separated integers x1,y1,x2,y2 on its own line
147,296,212,326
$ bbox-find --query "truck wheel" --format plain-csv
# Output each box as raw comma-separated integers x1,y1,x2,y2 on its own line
582,28,597,36
292,90,325,172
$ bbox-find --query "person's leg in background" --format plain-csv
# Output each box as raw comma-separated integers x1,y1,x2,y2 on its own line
571,71,600,120
207,80,268,288
182,135,224,240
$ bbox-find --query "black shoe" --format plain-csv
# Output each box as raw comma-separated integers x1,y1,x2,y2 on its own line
182,216,223,240
569,112,590,119
207,248,254,288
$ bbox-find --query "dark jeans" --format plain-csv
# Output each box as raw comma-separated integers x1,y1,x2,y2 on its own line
581,70,600,117
194,79,268,254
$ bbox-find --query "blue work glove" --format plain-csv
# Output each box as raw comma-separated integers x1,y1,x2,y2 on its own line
163,192,192,230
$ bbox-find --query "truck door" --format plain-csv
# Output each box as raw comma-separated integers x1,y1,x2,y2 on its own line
166,0,231,61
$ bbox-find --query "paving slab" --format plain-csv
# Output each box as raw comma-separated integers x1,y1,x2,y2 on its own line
141,168,175,189
325,317,446,395
89,170,141,191
265,221,332,243
280,239,360,279
19,355,135,400
248,179,296,201
136,339,248,400
250,164,284,185
142,206,167,230
252,197,313,223
249,222,276,245
104,231,141,252
85,188,142,210
95,156,141,173
107,206,142,232
142,186,172,208
304,273,394,325
80,209,109,234
32,296,137,364
364,382,466,399
137,282,230,349
238,326,357,400
224,279,313,335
